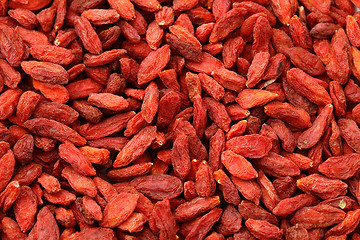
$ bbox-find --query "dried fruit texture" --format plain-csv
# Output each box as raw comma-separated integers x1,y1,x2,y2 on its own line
130,174,183,200
0,181,20,212
193,95,207,138
59,141,96,176
78,111,135,140
297,174,348,199
286,47,325,76
264,101,312,130
209,7,246,43
290,204,346,229
325,209,360,237
33,80,70,104
35,206,60,239
1,217,27,240
0,89,22,120
297,104,333,149
203,97,231,132
232,178,261,205
245,219,283,240
239,13,267,43
171,133,191,180
270,0,292,25
272,194,317,217
138,45,171,85
0,23,27,67
156,90,181,128
326,28,350,85
13,186,37,232
211,68,246,92
310,23,341,39
236,89,279,109
175,196,220,222
267,119,296,153
21,61,69,85
166,25,202,61
146,20,163,50
318,153,360,179
255,152,300,177
81,9,120,25
61,166,97,197
172,119,208,160
32,101,79,125
0,0,360,238
74,16,102,55
141,82,159,123
282,152,313,170
113,126,157,168
208,128,225,171
221,150,257,180
286,225,309,240
251,15,273,55
185,208,223,240
0,150,15,192
246,51,270,88
153,199,177,240
88,93,128,111
222,37,245,69
83,49,127,67
99,192,139,228
290,15,313,51
346,15,360,47
330,81,347,118
0,59,21,89
338,118,360,153
226,134,272,158
286,68,332,106
213,170,241,205
257,170,280,211
238,200,278,225
353,103,360,124
16,91,41,122
29,45,75,65
186,52,224,75
272,28,294,54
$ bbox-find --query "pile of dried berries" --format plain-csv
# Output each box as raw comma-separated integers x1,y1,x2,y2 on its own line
1,0,360,239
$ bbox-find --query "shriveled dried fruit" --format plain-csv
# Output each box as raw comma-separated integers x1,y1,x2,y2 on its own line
290,204,346,229
221,150,258,180
0,0,359,238
130,174,183,200
226,134,272,158
245,219,283,240
99,192,139,228
297,174,348,199
286,68,332,105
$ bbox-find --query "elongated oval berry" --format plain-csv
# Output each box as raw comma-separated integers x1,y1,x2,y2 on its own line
24,118,86,146
113,126,157,168
99,192,139,228
59,142,96,176
74,16,102,55
296,174,348,199
291,205,345,229
264,101,312,130
287,68,332,105
226,134,272,158
130,174,183,200
221,150,258,180
318,153,360,179
137,45,171,85
21,61,69,85
297,104,333,149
